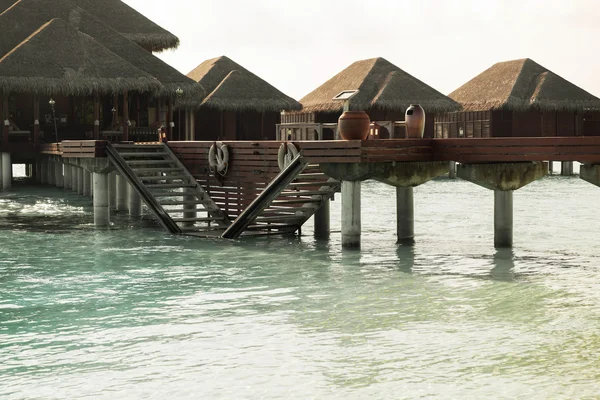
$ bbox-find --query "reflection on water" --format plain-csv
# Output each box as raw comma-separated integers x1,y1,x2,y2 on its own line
1,177,600,399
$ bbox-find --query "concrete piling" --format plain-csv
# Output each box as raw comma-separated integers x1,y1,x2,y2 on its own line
494,190,513,248
341,181,361,248
314,199,331,238
448,161,457,179
93,173,110,227
561,161,574,176
116,175,128,212
64,164,72,190
396,187,414,244
1,152,11,190
128,183,142,217
54,159,64,188
77,167,84,195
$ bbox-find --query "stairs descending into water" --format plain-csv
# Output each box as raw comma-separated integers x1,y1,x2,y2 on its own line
222,154,340,239
106,143,230,235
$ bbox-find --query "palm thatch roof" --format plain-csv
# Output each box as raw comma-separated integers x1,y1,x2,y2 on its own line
0,0,202,99
0,0,179,51
450,58,600,112
299,57,460,113
0,18,160,95
185,56,301,112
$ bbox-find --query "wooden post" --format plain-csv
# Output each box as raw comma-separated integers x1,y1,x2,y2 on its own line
167,97,173,140
122,91,129,141
33,94,40,144
93,93,100,140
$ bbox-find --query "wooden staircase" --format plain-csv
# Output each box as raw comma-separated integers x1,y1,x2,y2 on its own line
106,143,230,235
222,154,340,239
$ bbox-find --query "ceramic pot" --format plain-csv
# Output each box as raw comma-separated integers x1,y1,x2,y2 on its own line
338,111,370,140
405,104,425,138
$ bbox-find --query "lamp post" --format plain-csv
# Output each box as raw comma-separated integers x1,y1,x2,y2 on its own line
175,87,183,140
49,98,58,143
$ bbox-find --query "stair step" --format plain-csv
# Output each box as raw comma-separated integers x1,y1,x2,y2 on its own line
139,175,189,181
254,215,305,222
245,223,299,231
271,198,322,205
266,206,318,212
119,152,168,157
172,217,224,222
159,200,204,206
145,182,195,188
131,167,184,173
288,181,337,187
126,160,176,165
278,190,331,197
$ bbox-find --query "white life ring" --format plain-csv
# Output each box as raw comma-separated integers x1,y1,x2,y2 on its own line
209,141,229,176
278,142,298,171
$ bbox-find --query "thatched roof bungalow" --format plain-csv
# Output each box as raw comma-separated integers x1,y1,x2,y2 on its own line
289,57,460,138
185,56,301,140
0,0,179,52
0,0,203,142
437,58,600,138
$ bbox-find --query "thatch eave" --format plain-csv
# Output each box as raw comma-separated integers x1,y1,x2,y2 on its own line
122,32,180,52
0,76,161,96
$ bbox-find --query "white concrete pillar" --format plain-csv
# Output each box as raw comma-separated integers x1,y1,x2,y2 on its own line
64,164,72,190
561,161,573,176
448,161,457,179
77,167,84,195
396,187,414,244
128,183,142,217
83,170,92,197
183,187,196,226
494,190,513,248
548,161,554,175
54,160,64,188
93,173,110,227
341,181,361,248
1,152,11,190
314,199,330,238
109,173,117,210
116,174,128,212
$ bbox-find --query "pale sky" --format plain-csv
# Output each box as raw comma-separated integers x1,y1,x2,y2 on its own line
123,0,600,100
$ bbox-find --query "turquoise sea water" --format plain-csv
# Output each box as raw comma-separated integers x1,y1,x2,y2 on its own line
1,169,600,399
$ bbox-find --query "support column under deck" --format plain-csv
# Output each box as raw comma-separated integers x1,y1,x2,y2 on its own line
93,173,110,227
448,161,457,179
128,183,142,217
396,187,414,244
40,158,48,185
561,161,574,176
341,181,361,248
64,164,72,190
83,171,92,197
1,152,11,190
314,199,331,238
54,160,64,188
116,175,128,212
35,159,42,183
183,187,196,227
494,190,513,248
109,173,117,210
77,167,84,195
71,166,78,192
47,158,55,186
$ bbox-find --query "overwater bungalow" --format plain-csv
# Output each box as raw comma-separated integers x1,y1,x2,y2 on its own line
436,58,600,138
0,0,179,52
0,0,202,152
281,57,460,140
184,56,301,141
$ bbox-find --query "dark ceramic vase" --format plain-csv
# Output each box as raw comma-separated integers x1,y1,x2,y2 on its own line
338,111,370,140
405,104,425,138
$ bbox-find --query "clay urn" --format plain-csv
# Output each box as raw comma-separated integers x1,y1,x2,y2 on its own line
405,104,425,138
338,111,370,140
